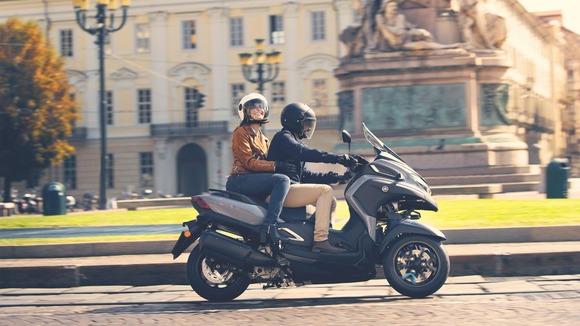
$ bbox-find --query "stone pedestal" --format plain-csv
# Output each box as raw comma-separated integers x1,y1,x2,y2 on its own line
334,50,529,169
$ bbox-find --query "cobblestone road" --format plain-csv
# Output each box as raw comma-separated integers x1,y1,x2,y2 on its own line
1,275,579,325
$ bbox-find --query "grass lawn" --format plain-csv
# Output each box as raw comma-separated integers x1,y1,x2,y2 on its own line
1,199,578,245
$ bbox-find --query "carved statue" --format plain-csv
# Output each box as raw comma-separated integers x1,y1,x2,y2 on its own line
375,0,458,51
458,0,506,50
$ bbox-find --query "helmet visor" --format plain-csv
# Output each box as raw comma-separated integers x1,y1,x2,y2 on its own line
302,118,316,139
244,98,269,119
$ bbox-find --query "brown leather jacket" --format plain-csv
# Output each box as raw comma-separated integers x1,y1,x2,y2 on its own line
229,124,275,175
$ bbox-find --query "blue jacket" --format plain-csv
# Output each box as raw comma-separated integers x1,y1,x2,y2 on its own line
267,128,340,184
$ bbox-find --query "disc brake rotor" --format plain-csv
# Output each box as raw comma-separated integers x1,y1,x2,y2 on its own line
201,258,234,285
396,243,438,285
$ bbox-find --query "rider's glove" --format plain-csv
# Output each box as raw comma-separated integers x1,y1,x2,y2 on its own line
324,172,341,184
336,154,358,167
275,161,298,175
350,154,368,165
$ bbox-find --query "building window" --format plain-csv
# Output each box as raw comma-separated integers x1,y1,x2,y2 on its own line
138,89,152,124
230,17,243,47
139,152,154,188
311,11,326,41
63,155,77,190
106,91,114,126
136,23,150,53
231,83,245,114
59,29,73,57
185,87,199,124
272,81,285,103
312,79,327,109
270,15,284,45
106,154,114,189
182,21,196,50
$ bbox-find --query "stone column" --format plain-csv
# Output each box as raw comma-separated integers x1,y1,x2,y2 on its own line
208,7,229,121
283,2,299,101
85,34,99,138
154,139,175,195
466,71,479,134
149,11,169,124
334,0,353,58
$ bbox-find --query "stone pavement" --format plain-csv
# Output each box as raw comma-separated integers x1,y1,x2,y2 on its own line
1,275,580,325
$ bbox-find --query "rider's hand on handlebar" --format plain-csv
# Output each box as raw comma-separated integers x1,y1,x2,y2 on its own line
337,154,358,168
350,154,369,165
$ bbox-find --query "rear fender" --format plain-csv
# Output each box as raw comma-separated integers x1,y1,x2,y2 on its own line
378,219,446,256
171,220,202,259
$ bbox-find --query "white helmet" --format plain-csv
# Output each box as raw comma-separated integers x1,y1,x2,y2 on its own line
238,93,269,124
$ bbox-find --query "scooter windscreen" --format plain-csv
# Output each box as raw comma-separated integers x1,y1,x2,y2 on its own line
359,123,436,211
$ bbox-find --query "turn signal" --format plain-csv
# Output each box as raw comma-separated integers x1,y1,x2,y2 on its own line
184,230,191,237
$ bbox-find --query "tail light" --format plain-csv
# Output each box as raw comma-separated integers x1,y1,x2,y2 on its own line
191,196,210,209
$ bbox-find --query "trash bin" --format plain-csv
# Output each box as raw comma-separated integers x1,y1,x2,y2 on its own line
546,158,570,198
42,182,67,215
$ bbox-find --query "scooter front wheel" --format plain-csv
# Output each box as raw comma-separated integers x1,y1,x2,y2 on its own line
382,235,449,298
187,246,250,302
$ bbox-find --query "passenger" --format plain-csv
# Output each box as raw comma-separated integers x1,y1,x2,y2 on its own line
267,103,358,253
225,93,296,242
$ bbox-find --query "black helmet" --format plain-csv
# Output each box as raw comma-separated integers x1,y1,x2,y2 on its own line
238,93,269,125
281,103,317,139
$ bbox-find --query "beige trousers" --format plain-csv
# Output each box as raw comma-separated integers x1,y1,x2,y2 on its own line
283,184,337,242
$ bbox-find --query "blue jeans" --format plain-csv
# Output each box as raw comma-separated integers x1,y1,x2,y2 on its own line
226,173,291,224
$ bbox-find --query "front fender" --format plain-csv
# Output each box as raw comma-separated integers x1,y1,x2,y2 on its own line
378,219,446,256
171,220,202,259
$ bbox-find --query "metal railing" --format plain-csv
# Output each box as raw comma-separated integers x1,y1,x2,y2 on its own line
150,120,229,137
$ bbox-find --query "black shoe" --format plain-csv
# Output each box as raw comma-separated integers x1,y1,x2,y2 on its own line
260,224,280,243
312,240,347,253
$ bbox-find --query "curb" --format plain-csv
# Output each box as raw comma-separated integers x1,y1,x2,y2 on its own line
2,225,580,259
2,251,580,288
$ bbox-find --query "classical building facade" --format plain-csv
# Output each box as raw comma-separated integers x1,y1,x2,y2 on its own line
0,0,577,200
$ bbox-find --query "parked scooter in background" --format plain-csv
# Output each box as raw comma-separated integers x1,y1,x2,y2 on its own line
66,195,77,212
83,193,96,211
18,194,39,214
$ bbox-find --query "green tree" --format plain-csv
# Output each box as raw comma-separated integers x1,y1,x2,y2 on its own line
0,18,78,201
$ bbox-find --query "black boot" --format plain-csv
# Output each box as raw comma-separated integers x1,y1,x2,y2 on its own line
260,223,280,243
312,240,347,253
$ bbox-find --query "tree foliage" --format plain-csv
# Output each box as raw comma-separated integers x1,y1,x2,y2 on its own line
0,18,78,199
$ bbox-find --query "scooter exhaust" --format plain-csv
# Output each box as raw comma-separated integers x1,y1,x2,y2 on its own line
199,232,277,268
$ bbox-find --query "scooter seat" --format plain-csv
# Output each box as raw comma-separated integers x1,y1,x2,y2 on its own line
208,189,311,224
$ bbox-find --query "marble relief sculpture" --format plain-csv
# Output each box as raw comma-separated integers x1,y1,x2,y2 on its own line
339,0,507,58
375,0,458,51
458,0,506,50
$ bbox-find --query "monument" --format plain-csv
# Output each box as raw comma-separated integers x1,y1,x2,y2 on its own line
336,0,526,170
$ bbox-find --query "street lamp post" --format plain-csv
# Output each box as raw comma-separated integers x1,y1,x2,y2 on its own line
73,0,130,209
239,39,281,94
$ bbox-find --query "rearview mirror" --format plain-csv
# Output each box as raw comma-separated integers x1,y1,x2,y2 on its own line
341,130,351,144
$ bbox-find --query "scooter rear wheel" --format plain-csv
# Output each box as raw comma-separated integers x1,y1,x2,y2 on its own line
187,246,250,302
382,235,449,298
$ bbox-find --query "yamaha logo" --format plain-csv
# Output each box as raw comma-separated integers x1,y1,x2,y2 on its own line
382,186,389,192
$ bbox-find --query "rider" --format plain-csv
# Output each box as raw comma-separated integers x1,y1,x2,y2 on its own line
226,93,296,241
267,102,358,253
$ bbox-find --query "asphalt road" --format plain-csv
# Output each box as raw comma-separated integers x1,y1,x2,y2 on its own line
1,275,579,325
